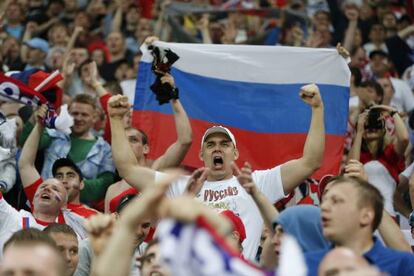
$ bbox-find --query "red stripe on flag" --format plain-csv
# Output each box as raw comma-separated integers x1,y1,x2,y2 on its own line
133,111,344,179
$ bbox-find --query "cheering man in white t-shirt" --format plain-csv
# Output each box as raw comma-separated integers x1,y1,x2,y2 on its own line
108,83,325,259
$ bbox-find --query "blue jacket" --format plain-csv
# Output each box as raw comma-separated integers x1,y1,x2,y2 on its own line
40,128,114,180
305,237,414,276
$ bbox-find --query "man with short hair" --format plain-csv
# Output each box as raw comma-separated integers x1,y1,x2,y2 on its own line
52,158,98,218
19,109,99,218
0,174,86,259
44,223,79,276
24,37,49,70
101,31,134,82
3,2,25,39
108,82,325,259
75,194,151,276
20,95,115,207
306,176,414,276
140,240,171,276
1,228,67,276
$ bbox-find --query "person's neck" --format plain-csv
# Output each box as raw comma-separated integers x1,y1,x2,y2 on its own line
206,173,233,182
336,233,374,256
30,61,44,67
110,50,125,62
373,41,383,47
34,210,59,223
137,157,147,167
7,20,21,27
126,23,136,31
367,140,380,156
69,197,81,205
73,130,94,140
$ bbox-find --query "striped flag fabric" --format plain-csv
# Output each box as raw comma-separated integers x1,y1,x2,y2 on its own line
133,42,350,178
157,217,273,276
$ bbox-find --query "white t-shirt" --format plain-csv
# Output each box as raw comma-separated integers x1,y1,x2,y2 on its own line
363,43,388,57
156,166,284,260
0,195,87,260
400,161,414,180
364,161,397,216
390,78,414,113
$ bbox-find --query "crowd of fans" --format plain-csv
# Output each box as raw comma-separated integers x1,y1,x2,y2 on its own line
2,0,414,275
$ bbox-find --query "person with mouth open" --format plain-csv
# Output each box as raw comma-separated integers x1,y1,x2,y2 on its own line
0,105,88,260
107,82,325,260
18,103,99,219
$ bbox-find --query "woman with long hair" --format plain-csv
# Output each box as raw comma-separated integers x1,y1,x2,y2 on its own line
348,105,409,217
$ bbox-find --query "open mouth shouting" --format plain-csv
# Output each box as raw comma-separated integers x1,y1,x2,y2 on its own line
40,193,52,200
213,155,224,170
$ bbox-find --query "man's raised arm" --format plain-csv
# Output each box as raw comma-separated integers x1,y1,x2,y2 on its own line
108,95,156,190
152,73,192,170
18,105,48,187
280,84,325,194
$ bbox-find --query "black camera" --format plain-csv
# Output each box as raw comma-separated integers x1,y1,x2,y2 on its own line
365,109,384,131
148,46,180,105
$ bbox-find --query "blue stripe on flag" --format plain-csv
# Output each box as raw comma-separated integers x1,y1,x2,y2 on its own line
135,62,349,135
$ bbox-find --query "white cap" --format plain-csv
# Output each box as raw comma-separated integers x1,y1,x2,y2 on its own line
201,126,236,147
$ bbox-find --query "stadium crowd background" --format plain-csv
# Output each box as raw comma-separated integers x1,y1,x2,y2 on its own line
2,0,414,275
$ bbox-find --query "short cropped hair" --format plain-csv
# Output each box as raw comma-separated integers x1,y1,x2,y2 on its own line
4,228,58,251
125,127,149,145
3,228,67,275
329,176,384,231
43,223,77,239
70,94,97,110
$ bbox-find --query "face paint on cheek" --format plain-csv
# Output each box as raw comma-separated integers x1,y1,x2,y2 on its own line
52,190,63,202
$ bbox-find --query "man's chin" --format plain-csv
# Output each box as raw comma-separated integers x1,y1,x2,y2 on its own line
209,169,231,181
71,128,88,136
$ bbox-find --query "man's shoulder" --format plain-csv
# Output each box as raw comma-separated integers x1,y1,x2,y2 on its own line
372,243,414,261
93,136,112,149
67,203,98,218
366,239,414,274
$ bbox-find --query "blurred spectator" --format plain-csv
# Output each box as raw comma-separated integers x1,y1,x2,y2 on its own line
44,223,79,276
1,36,24,71
100,31,134,81
1,229,67,276
48,23,69,48
20,95,115,209
45,46,65,71
3,2,25,40
23,37,49,71
364,23,388,56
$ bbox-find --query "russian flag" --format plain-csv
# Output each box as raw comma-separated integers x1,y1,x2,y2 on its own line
133,42,350,178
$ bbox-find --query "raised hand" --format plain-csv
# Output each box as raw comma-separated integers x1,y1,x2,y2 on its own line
336,43,350,59
35,104,48,125
232,162,258,196
344,159,368,182
83,61,99,87
160,73,176,88
85,213,116,256
344,5,359,22
185,167,210,196
108,95,131,119
144,36,159,46
299,83,323,108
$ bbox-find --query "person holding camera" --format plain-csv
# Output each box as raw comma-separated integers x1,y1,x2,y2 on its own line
348,105,409,218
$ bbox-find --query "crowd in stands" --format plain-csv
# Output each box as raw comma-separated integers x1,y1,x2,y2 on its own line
2,0,414,275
